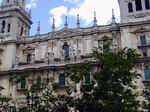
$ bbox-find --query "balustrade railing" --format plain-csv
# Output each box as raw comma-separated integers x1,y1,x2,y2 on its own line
16,57,87,69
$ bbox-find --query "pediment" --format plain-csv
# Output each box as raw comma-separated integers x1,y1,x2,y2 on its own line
51,28,83,38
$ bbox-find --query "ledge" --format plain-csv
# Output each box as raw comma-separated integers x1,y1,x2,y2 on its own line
17,88,27,91
58,85,68,89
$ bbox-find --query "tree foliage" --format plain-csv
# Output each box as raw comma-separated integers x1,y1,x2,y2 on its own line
68,48,142,112
143,83,150,112
0,95,16,112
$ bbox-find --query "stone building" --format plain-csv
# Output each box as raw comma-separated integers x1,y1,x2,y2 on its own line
0,0,150,107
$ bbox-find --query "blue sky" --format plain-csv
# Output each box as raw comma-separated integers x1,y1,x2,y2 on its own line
0,0,120,35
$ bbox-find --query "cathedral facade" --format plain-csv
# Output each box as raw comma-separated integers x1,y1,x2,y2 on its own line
0,0,150,106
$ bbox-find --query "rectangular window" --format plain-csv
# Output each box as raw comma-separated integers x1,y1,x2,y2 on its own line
36,77,41,87
20,78,26,89
59,73,65,86
27,54,31,63
145,0,150,10
135,0,142,11
140,35,146,45
144,68,150,80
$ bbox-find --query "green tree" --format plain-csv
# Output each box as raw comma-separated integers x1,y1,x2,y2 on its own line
0,95,16,112
68,47,142,112
143,83,150,112
19,78,72,112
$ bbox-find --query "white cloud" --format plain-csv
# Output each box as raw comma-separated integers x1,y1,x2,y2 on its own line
49,0,120,28
49,6,68,27
26,0,37,9
68,0,120,25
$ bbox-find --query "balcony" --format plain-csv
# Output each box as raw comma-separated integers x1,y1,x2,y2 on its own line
16,57,87,70
137,42,150,49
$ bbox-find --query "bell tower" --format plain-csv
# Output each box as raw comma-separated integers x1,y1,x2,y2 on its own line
0,0,32,41
0,0,32,70
118,0,150,23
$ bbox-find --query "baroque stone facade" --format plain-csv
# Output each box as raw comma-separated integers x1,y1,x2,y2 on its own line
0,0,150,106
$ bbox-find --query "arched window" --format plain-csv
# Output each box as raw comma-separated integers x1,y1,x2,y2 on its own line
59,73,65,86
20,26,23,36
145,0,150,10
63,43,69,60
7,23,11,32
128,2,133,13
1,20,6,33
135,0,142,11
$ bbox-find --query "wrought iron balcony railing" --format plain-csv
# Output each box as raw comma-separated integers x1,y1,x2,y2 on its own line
137,42,150,49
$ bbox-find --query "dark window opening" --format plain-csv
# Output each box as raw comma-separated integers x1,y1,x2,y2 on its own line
140,35,146,45
20,78,26,89
143,52,147,57
144,68,150,80
145,0,150,10
128,2,133,13
7,23,11,32
135,0,142,11
1,20,6,33
7,0,9,3
36,77,41,87
27,53,32,63
63,43,69,60
20,27,23,36
59,73,65,86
